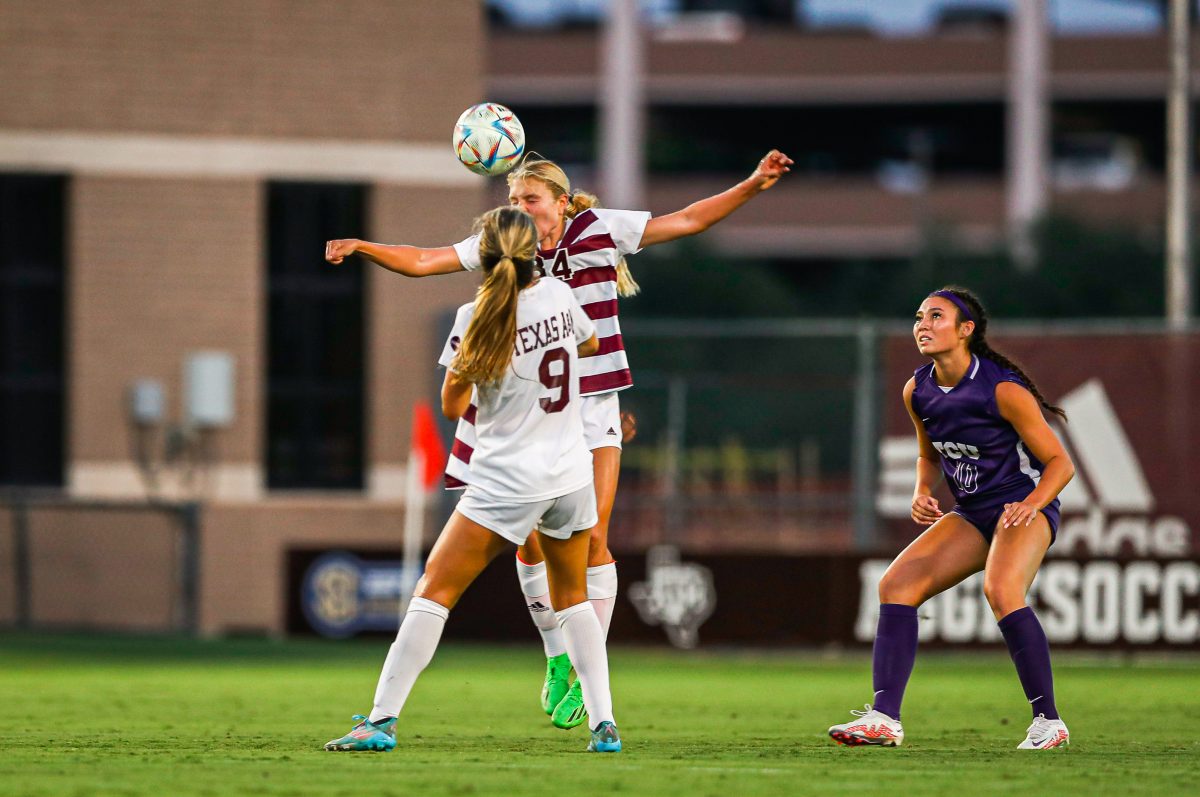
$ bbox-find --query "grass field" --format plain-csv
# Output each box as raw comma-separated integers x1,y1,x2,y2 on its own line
1,633,1197,796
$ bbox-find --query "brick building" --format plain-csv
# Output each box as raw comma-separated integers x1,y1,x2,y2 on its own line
1,1,488,634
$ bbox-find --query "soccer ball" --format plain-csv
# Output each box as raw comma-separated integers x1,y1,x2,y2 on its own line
453,103,525,176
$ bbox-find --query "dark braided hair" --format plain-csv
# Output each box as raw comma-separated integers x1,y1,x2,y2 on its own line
936,286,1068,421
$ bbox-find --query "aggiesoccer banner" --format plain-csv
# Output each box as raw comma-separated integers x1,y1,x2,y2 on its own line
287,548,1200,649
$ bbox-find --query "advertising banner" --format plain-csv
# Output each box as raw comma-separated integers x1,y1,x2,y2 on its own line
288,549,1199,649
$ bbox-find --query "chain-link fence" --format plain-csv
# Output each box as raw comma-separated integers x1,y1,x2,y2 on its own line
610,318,885,553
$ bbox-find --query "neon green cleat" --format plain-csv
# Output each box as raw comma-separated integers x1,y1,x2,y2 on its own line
551,680,587,729
541,653,573,715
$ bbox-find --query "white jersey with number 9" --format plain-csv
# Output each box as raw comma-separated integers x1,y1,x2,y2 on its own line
438,278,596,502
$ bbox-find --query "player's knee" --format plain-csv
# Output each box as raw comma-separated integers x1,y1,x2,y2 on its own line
878,566,923,606
413,572,462,610
586,524,609,558
518,535,544,564
982,576,1024,618
550,587,588,611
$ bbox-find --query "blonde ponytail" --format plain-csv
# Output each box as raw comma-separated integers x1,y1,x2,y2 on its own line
564,189,598,219
451,208,538,385
615,259,640,297
454,257,519,385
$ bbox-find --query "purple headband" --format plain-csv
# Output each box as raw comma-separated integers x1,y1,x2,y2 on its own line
928,290,973,322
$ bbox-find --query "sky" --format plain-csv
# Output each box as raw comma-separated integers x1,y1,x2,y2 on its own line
801,0,1162,35
491,0,1165,35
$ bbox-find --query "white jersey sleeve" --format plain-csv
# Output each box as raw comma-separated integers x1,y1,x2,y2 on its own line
438,303,476,370
451,235,482,272
592,208,651,256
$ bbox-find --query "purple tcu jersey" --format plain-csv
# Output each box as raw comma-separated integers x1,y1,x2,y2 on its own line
910,355,1056,508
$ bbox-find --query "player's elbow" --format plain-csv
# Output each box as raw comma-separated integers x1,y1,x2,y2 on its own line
408,259,435,278
683,214,711,237
441,391,465,420
439,396,460,420
1059,455,1076,485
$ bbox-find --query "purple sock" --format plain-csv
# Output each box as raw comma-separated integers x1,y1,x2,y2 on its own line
998,606,1059,720
872,603,919,721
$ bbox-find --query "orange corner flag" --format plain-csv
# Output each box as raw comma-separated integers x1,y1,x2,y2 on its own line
411,401,447,490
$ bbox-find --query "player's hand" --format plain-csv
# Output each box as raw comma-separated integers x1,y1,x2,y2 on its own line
911,494,943,526
1001,500,1039,529
751,150,793,190
620,410,637,444
325,239,360,265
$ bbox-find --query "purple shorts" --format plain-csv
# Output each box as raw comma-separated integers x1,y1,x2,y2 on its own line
951,494,1060,546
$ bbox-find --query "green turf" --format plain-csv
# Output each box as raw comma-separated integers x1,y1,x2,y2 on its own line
1,633,1197,796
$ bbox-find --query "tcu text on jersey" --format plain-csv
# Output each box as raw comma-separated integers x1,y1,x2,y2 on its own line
933,441,981,494
931,441,980,460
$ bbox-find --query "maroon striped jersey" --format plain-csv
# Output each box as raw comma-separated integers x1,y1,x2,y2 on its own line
452,207,649,396
444,207,648,490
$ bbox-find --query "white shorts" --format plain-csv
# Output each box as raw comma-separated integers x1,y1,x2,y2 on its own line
456,483,598,546
582,392,622,451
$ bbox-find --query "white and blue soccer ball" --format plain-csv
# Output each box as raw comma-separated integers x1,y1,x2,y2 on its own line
453,103,525,177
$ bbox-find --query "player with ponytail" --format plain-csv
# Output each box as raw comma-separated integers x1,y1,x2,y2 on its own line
451,208,536,385
324,207,623,754
939,287,1066,421
326,148,793,728
828,286,1076,751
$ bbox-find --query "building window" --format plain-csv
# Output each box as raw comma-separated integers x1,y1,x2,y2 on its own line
0,175,66,487
266,182,366,490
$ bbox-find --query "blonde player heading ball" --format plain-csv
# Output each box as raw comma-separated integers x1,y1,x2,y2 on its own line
326,118,793,727
324,207,623,753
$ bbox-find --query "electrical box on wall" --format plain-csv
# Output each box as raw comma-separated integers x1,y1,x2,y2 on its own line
129,379,165,425
185,351,235,428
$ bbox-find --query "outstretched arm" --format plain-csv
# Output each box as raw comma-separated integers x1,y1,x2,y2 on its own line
325,239,465,278
638,150,793,248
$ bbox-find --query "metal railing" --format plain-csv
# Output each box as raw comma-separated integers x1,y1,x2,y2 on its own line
1,491,201,634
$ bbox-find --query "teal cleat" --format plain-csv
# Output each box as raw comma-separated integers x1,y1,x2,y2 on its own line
541,653,572,715
323,715,397,752
587,720,622,753
551,680,587,729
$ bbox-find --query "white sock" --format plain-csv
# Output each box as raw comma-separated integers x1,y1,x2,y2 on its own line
516,557,567,657
557,601,615,730
586,562,618,640
369,597,449,723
